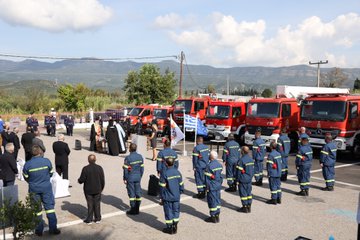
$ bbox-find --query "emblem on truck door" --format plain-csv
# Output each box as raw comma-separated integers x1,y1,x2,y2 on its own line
317,121,321,129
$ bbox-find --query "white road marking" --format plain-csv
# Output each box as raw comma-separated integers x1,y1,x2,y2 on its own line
310,176,360,188
309,162,360,174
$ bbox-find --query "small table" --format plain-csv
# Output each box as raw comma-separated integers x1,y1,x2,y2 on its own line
210,139,227,153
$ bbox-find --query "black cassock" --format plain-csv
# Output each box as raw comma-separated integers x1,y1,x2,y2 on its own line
90,124,97,151
106,125,120,156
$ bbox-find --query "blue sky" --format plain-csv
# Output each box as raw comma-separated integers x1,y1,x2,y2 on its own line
0,0,359,67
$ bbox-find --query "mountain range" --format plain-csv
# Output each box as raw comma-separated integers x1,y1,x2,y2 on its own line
0,59,359,93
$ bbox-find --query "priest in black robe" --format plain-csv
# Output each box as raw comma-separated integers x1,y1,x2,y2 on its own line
90,123,97,151
106,120,120,156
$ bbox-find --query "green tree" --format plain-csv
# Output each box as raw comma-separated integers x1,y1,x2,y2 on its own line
207,84,216,94
354,78,360,90
123,64,177,105
57,83,91,112
261,88,272,98
321,67,349,88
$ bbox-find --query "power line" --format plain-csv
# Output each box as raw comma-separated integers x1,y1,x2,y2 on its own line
183,54,206,90
0,52,178,61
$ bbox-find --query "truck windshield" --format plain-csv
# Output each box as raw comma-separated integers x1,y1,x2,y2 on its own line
207,105,230,119
129,107,144,116
153,109,168,119
247,102,280,118
301,100,346,121
174,100,192,114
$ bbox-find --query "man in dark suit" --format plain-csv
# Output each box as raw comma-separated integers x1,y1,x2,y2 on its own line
8,127,20,160
78,154,105,224
0,143,18,186
21,127,35,161
52,134,71,180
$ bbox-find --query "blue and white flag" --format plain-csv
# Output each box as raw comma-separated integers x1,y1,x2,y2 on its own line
197,119,208,136
184,114,197,129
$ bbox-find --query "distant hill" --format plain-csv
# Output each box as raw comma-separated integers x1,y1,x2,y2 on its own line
0,59,359,93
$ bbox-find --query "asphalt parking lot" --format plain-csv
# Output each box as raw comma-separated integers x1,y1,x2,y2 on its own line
5,128,359,240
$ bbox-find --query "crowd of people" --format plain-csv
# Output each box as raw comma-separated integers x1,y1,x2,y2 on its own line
0,113,337,236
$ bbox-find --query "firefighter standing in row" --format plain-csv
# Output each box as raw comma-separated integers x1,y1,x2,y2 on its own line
277,128,291,181
22,145,61,236
159,157,184,235
222,133,240,192
296,136,313,196
123,143,144,215
192,136,210,199
236,146,254,213
266,142,282,205
157,139,178,177
320,133,337,191
204,150,223,223
252,129,266,186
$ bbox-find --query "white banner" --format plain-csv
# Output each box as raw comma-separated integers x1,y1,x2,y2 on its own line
170,116,185,148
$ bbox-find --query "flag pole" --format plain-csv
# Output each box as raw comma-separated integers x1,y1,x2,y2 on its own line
170,114,173,149
194,114,198,147
183,110,187,156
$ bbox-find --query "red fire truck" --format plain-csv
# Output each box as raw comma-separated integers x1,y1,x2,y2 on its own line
299,88,360,154
152,106,173,136
128,104,159,130
205,96,250,140
173,96,211,132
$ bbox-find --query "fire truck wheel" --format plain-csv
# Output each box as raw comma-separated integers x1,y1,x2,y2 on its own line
352,138,360,158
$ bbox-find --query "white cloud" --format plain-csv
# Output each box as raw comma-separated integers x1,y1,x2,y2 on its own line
154,12,195,29
159,12,360,67
0,0,113,32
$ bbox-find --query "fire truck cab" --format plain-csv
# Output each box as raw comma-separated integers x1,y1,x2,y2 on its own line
173,96,210,132
299,88,360,154
128,104,158,129
244,97,300,148
152,106,173,136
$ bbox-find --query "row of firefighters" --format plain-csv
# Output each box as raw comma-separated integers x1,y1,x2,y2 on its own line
122,127,336,234
26,114,75,136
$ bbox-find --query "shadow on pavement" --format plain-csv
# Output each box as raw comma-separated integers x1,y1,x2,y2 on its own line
181,203,208,220
127,211,164,232
61,201,87,220
26,228,112,240
221,199,240,211
102,194,128,211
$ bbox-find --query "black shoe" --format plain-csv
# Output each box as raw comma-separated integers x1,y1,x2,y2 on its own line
328,186,334,191
204,216,217,223
126,208,137,215
321,187,329,191
162,227,174,234
237,206,249,213
225,187,233,192
305,189,309,196
35,231,43,237
247,205,251,213
296,190,307,196
192,193,199,198
135,202,140,215
277,198,281,204
83,220,93,225
198,192,206,199
215,214,220,223
266,199,277,205
172,222,178,234
49,229,61,235
280,175,287,182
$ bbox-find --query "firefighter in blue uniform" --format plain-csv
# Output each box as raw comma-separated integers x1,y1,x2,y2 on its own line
26,114,34,132
320,134,337,191
222,133,240,192
123,143,144,215
44,115,51,135
204,150,223,223
266,142,282,204
277,128,291,181
236,146,254,213
159,157,184,235
49,115,57,137
157,139,178,177
66,116,75,136
296,136,313,196
252,129,266,186
298,127,309,150
32,117,39,132
22,145,61,236
192,136,210,199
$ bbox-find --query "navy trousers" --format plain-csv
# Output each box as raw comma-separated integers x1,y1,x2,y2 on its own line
127,181,142,208
207,190,221,216
269,177,281,199
322,165,335,187
239,182,252,206
163,201,180,227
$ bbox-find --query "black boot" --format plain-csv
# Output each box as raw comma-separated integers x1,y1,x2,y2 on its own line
199,191,206,199
126,207,137,215
237,206,249,213
305,189,309,196
135,202,140,215
328,186,334,191
204,216,217,223
215,214,220,223
266,199,277,205
281,174,287,182
296,190,307,196
172,222,178,234
162,226,174,234
247,205,251,213
277,198,281,204
225,186,233,192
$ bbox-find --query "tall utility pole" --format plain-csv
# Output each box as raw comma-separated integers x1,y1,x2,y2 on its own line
226,75,230,95
309,60,328,87
179,51,185,97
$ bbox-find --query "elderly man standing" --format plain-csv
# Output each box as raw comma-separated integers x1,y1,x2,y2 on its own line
23,145,61,236
33,131,46,155
8,127,21,160
52,134,71,180
78,154,105,224
0,143,18,186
